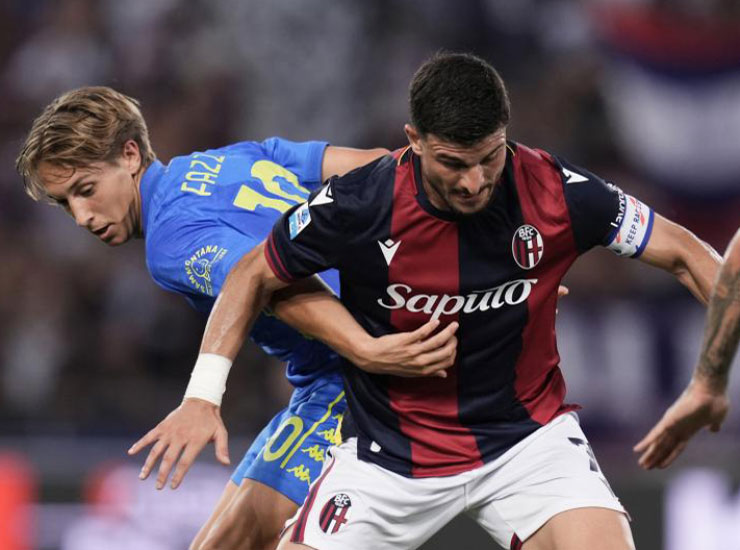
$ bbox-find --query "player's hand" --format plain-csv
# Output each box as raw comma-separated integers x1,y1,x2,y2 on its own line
127,398,230,489
634,377,729,469
354,319,459,378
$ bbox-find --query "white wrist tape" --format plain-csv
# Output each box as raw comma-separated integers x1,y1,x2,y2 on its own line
184,353,233,406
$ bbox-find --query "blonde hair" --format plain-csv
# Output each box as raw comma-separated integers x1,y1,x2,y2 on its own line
16,86,156,201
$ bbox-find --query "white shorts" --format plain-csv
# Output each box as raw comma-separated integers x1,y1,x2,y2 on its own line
283,412,626,550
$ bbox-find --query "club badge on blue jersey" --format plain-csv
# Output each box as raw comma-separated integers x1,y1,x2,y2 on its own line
512,224,544,270
289,203,312,239
184,244,229,295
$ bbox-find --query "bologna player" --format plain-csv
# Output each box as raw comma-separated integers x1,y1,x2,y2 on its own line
634,227,740,470
14,87,457,550
161,53,723,550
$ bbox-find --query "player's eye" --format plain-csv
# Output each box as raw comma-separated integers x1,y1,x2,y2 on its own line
79,185,95,197
441,159,465,170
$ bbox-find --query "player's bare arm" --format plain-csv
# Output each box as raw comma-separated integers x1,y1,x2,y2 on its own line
270,278,458,378
635,228,737,469
128,243,287,489
272,281,568,375
695,228,740,390
321,146,390,182
636,214,722,304
129,240,464,489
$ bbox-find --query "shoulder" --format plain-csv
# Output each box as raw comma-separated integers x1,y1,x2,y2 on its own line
330,153,396,201
509,142,561,187
507,141,567,213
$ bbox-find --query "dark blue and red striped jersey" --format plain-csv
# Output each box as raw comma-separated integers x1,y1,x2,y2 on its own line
265,141,654,478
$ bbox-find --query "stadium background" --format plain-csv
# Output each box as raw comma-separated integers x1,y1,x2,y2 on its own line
1,0,740,548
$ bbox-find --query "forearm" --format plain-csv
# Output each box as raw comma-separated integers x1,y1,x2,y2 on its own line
270,278,375,367
695,230,740,391
201,245,281,359
674,235,722,305
642,216,721,305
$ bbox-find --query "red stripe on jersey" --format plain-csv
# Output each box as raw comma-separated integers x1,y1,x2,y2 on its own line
265,234,295,282
385,160,483,477
511,146,580,424
290,455,335,543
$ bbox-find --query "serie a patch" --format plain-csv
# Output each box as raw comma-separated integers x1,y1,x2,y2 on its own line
289,202,311,239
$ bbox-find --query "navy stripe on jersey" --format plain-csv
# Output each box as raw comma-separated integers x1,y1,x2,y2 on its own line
266,234,295,282
454,153,542,461
385,153,483,477
554,156,623,253
268,142,627,478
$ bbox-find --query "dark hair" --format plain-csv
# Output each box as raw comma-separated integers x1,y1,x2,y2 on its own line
409,52,510,146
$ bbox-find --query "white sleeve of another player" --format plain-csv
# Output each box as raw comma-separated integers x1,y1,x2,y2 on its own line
604,193,655,258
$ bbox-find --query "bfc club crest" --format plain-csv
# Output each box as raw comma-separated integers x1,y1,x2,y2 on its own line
319,493,352,534
512,224,544,270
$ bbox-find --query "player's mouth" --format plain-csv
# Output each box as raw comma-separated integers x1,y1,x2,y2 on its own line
453,186,492,207
93,224,113,241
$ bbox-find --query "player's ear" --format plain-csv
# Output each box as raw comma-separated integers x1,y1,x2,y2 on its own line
121,139,142,176
404,124,423,156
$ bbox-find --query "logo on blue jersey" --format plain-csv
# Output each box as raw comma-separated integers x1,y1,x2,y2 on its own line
289,203,311,239
184,244,229,296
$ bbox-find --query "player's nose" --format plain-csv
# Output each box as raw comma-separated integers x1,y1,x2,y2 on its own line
68,199,94,229
459,165,485,194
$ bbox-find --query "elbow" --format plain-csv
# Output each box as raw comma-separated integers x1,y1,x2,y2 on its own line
723,229,740,272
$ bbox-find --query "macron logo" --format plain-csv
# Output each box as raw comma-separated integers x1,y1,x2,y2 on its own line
562,167,589,184
378,239,401,266
310,184,334,206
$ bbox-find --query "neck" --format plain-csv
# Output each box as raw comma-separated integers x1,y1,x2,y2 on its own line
421,177,449,212
131,167,145,238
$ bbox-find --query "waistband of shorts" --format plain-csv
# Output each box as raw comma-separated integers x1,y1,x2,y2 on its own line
289,374,346,407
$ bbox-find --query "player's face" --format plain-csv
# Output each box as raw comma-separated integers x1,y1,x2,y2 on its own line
405,125,508,216
38,141,143,246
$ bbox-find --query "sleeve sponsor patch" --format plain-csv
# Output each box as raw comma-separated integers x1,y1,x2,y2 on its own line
605,191,654,258
184,244,229,296
289,202,312,239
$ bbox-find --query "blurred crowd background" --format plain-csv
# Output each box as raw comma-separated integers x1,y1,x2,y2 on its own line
1,0,740,548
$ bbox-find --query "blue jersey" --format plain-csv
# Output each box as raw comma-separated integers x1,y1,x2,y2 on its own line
139,137,341,387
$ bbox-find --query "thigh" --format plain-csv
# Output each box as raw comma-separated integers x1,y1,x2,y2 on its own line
190,479,239,550
522,507,634,550
469,413,629,549
198,478,299,550
284,440,464,550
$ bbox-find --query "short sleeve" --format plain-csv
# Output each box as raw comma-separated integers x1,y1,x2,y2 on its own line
266,178,345,282
260,137,328,190
556,156,654,257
